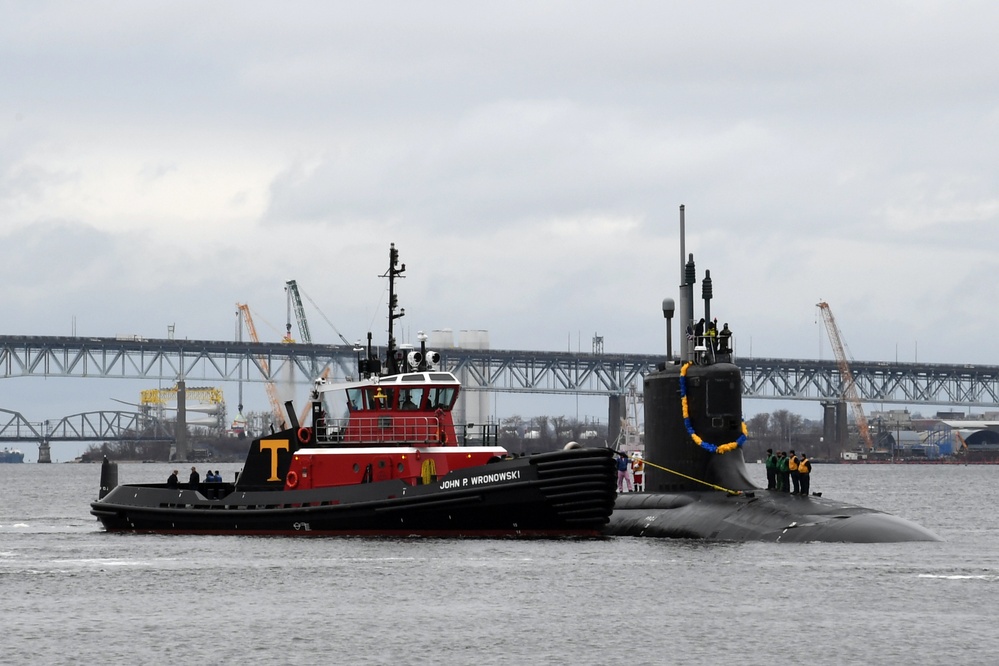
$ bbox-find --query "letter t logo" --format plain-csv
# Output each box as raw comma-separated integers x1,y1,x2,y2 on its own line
259,439,290,481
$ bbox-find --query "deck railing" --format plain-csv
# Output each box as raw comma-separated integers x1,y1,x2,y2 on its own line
314,416,498,447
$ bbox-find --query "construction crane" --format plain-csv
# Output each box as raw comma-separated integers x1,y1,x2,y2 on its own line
817,301,875,451
287,278,357,420
286,279,352,347
285,279,324,423
285,279,312,345
237,303,286,429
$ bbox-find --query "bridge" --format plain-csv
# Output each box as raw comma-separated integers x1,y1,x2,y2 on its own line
3,335,998,405
0,408,171,442
0,407,172,462
3,335,999,460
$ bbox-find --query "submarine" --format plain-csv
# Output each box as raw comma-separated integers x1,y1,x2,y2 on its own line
603,206,941,543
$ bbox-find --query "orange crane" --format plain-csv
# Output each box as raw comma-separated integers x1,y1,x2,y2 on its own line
817,301,874,451
237,302,286,429
955,430,969,458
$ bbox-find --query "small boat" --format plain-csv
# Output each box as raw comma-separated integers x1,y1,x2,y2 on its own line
91,245,618,536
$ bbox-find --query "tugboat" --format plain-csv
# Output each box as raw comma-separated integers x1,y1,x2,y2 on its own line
605,207,941,542
91,245,618,536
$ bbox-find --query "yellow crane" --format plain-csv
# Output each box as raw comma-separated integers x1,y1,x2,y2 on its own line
237,302,286,429
140,386,225,406
817,301,874,451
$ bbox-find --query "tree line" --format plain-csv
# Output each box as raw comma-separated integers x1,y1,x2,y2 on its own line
82,409,831,463
496,410,832,460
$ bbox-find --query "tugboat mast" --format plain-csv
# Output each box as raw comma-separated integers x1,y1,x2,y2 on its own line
384,242,406,375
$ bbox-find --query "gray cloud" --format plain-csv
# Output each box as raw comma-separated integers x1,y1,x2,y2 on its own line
3,1,999,424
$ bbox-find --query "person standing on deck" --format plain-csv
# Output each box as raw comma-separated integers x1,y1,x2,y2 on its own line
798,454,812,496
764,449,777,490
189,466,200,488
777,452,790,492
718,323,733,356
615,453,633,493
705,320,718,353
789,450,801,494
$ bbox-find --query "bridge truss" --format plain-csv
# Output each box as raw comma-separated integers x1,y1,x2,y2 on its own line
740,358,999,408
2,336,999,409
0,408,171,443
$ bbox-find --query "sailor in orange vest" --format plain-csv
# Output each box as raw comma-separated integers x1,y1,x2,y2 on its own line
798,453,811,496
788,450,801,495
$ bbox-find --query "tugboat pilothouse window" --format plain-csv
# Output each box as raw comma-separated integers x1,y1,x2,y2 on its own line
346,386,454,411
347,387,397,411
428,387,455,410
347,389,364,412
400,388,424,410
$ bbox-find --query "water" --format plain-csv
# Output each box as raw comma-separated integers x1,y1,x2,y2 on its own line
2,462,998,665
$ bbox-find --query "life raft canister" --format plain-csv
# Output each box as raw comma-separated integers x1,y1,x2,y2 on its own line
286,470,299,488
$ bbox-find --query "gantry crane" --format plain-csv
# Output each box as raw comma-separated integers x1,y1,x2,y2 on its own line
140,386,226,431
817,301,875,451
140,386,225,407
237,302,286,429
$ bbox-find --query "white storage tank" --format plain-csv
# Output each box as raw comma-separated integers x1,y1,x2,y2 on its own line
455,330,490,429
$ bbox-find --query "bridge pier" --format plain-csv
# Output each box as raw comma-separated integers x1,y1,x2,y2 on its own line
172,380,188,461
608,394,625,447
821,400,851,451
37,439,52,463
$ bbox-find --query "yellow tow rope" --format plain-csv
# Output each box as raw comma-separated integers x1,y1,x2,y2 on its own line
629,455,743,496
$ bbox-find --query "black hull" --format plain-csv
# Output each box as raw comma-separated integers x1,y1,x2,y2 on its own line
605,490,941,542
91,448,617,537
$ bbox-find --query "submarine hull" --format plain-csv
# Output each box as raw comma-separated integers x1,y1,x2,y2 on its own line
605,490,941,542
611,356,940,542
608,211,940,542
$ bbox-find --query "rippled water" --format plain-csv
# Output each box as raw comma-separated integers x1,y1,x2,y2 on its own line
2,462,998,665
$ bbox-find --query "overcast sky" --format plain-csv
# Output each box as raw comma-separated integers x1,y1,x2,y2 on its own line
3,2,999,453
